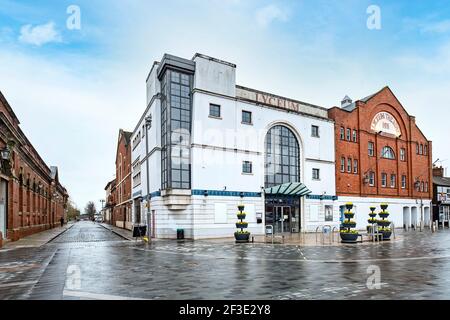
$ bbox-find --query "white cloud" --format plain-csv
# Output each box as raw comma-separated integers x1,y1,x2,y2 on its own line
18,21,62,46
421,20,450,34
255,4,290,28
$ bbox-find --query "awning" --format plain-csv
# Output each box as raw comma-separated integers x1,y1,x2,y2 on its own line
264,182,312,197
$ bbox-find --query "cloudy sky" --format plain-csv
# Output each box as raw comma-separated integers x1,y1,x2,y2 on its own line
1,0,449,209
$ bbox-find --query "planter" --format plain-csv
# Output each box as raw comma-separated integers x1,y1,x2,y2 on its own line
379,213,389,219
381,230,392,240
368,219,377,224
340,232,359,243
345,203,354,210
344,213,355,219
238,205,245,211
380,204,389,211
236,223,248,229
342,222,356,228
377,220,391,227
237,214,246,220
369,213,377,218
234,232,250,242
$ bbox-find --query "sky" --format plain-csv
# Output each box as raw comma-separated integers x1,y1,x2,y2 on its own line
1,0,450,209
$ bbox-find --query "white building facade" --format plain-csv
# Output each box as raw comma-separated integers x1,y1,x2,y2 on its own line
131,53,339,239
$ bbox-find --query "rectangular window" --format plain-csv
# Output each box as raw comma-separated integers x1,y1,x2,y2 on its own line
419,144,423,155
347,158,352,173
352,130,357,142
340,127,345,140
369,172,375,186
381,173,387,187
311,125,320,137
424,145,428,156
390,174,396,188
425,182,429,192
400,148,405,161
340,157,345,172
368,142,374,157
353,159,358,174
209,104,221,118
402,175,407,189
242,110,252,124
242,161,253,174
312,168,320,180
346,128,351,141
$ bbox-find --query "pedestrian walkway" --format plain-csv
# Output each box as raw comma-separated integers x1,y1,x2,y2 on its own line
2,223,74,250
98,223,135,241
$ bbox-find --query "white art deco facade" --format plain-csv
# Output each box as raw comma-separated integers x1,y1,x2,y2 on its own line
130,53,338,239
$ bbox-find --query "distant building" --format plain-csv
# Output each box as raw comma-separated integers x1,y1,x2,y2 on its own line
328,87,433,229
103,179,115,224
0,90,68,242
432,166,450,226
112,129,132,230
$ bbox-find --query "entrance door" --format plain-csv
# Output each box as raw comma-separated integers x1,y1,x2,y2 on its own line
0,180,7,238
274,206,291,233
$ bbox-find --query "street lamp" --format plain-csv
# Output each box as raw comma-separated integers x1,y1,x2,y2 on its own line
145,114,152,240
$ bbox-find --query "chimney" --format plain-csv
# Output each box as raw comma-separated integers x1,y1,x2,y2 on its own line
341,95,352,108
433,166,444,177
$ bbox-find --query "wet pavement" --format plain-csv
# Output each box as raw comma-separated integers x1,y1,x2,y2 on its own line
1,221,450,300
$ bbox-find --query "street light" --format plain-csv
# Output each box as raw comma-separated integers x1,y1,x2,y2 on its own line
145,114,152,240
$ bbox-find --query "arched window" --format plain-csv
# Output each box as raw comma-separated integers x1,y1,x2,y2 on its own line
381,146,395,159
265,125,300,188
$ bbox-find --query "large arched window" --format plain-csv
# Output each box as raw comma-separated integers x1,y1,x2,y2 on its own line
265,125,300,188
381,146,395,159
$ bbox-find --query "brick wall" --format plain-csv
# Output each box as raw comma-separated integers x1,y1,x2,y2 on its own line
328,87,433,200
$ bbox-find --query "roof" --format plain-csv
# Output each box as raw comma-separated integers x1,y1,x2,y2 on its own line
265,182,312,197
104,179,116,190
122,131,132,145
434,176,450,187
50,166,58,180
340,87,386,112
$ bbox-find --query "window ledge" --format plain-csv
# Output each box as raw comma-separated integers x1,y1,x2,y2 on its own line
209,115,222,120
241,172,254,176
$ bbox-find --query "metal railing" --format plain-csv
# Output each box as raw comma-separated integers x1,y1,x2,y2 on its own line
315,225,335,244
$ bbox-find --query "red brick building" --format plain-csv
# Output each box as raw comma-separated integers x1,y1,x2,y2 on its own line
0,91,68,243
111,129,132,230
328,87,433,230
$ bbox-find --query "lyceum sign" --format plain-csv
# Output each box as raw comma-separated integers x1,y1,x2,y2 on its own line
371,112,401,137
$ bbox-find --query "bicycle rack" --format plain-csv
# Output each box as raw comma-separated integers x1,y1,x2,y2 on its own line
390,222,396,239
331,226,339,243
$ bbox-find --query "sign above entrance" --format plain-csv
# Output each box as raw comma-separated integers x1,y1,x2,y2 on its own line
371,112,401,137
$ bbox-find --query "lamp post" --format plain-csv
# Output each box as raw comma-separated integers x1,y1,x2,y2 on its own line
99,199,105,222
145,115,152,240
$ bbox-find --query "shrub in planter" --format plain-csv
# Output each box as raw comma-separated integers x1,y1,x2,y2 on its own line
340,203,359,243
378,204,391,240
235,204,250,243
380,203,389,211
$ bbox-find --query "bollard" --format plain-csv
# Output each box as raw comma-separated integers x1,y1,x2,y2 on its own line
0,231,2,248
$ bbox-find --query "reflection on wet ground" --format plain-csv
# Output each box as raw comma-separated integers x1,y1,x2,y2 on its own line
1,221,450,300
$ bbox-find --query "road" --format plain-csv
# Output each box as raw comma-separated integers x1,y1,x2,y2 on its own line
2,221,450,300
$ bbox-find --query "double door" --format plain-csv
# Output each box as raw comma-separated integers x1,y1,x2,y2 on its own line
273,206,297,233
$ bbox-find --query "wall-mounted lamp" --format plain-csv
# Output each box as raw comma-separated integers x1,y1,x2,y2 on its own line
203,190,209,197
240,192,244,198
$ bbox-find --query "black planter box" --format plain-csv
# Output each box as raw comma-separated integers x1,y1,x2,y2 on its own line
234,232,250,242
340,233,359,243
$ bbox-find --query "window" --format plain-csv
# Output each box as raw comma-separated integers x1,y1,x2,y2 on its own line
424,145,428,156
160,69,192,190
325,205,333,222
381,146,395,159
264,125,300,188
368,142,374,157
209,104,221,118
340,157,345,172
425,182,429,192
311,125,320,137
401,175,406,189
416,143,419,154
340,127,345,140
419,144,423,155
346,128,351,141
369,172,375,186
242,161,253,174
381,173,387,187
400,148,406,161
242,110,252,124
142,125,145,137
347,158,352,173
353,159,358,174
352,130,357,142
312,168,320,180
420,181,424,192
390,174,396,188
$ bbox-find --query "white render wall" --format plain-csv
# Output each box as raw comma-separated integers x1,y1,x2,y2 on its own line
337,196,432,231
